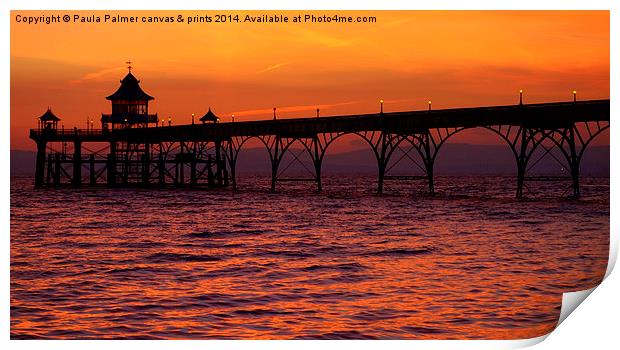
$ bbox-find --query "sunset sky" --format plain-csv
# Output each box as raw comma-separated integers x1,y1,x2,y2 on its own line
10,10,609,150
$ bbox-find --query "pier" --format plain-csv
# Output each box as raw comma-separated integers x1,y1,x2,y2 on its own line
29,69,610,198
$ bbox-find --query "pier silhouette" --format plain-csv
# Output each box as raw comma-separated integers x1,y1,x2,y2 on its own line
29,69,609,198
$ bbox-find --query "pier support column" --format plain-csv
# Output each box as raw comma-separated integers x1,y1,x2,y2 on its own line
377,163,386,194
158,153,165,186
141,154,150,186
53,153,61,186
72,141,82,187
515,127,528,199
314,161,322,192
426,163,435,195
313,135,323,192
142,144,150,186
223,166,229,187
174,158,180,186
207,154,215,187
34,141,47,188
190,153,197,186
89,154,96,185
230,162,237,190
215,140,223,186
228,142,237,190
516,159,526,199
423,133,435,195
377,132,387,194
270,137,280,192
570,160,580,199
123,146,129,185
107,154,116,186
567,126,580,198
178,143,184,186
46,154,53,185
107,142,117,186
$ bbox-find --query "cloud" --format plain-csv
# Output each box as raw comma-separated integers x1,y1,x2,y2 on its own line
257,62,289,74
231,100,360,118
69,66,126,84
290,27,353,48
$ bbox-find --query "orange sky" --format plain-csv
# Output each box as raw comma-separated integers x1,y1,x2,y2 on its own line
10,10,609,150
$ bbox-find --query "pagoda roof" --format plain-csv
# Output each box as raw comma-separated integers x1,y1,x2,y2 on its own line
106,72,154,101
39,108,61,122
200,108,219,122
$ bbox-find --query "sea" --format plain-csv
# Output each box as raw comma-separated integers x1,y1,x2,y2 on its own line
10,175,610,339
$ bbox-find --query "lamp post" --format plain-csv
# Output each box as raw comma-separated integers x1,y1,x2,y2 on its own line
573,90,577,102
192,113,195,125
273,107,277,120
232,114,235,123
379,99,384,114
316,108,320,118
428,100,432,111
519,89,523,105
168,117,172,126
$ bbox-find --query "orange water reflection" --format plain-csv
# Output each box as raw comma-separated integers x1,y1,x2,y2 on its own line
10,176,609,339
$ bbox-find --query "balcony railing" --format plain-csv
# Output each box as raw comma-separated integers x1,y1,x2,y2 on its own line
30,128,109,137
101,113,158,124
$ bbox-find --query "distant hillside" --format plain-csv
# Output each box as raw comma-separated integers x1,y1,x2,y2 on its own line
10,150,36,176
233,144,609,176
11,144,609,177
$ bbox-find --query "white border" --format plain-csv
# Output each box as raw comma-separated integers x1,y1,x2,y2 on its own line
3,1,616,349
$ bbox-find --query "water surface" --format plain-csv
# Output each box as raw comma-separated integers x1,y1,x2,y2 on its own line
10,175,609,339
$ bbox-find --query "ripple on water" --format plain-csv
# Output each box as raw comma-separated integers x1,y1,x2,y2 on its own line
145,252,222,263
366,247,435,257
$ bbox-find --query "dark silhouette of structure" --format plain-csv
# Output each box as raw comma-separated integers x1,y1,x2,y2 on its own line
38,108,60,130
29,70,610,198
101,70,158,130
200,108,219,124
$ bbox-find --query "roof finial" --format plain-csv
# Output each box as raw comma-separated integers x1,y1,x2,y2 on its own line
126,60,132,73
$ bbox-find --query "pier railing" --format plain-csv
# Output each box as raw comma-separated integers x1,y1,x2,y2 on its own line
30,128,108,137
